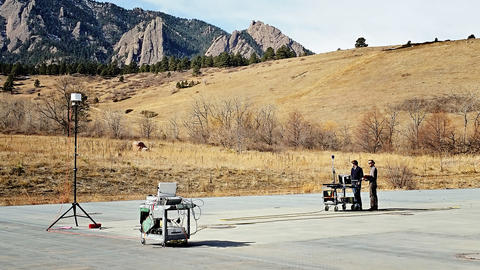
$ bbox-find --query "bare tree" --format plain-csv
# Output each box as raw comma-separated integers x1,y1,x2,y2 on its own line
404,98,427,150
168,116,180,140
419,112,456,171
183,97,212,143
232,98,253,152
284,111,308,148
338,124,352,151
419,112,455,153
0,98,13,130
104,110,124,138
139,114,157,139
355,108,386,153
468,110,480,152
453,91,479,150
36,76,87,135
384,104,400,151
210,99,235,147
212,99,234,131
254,105,278,146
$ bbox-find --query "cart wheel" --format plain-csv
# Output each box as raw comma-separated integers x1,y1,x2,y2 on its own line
342,204,346,211
141,238,146,245
334,206,338,212
351,204,355,211
324,205,329,211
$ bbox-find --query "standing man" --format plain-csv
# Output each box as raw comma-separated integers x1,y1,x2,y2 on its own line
350,160,363,210
364,160,378,210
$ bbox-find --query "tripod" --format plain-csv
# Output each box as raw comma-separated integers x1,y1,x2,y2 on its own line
47,99,98,231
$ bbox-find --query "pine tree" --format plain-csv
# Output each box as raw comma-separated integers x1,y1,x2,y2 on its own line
205,55,214,67
192,65,201,76
249,53,259,64
11,63,24,76
355,37,368,48
232,53,247,66
168,56,178,71
3,74,14,93
160,56,169,72
76,63,87,74
191,56,202,69
214,52,231,67
262,47,275,61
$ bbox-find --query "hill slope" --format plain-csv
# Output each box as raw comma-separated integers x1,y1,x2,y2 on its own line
5,38,480,128
94,38,480,126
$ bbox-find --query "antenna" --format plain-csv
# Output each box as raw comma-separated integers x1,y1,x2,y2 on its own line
47,93,100,230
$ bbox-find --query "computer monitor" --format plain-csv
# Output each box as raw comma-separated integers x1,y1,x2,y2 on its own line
338,174,352,185
157,182,177,197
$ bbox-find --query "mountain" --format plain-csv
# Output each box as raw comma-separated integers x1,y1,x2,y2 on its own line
0,0,312,65
205,21,313,57
0,0,226,64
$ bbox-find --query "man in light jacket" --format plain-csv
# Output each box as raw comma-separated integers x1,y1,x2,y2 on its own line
363,160,378,210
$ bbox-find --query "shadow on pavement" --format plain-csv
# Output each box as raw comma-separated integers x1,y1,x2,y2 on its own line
189,240,254,248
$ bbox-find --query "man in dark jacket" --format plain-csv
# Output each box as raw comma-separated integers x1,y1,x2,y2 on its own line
364,160,378,210
350,160,363,210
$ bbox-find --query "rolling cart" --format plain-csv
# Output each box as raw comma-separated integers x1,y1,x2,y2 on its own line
139,183,196,246
322,174,360,211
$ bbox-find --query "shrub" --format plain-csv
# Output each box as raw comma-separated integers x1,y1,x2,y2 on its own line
140,110,158,118
384,164,416,190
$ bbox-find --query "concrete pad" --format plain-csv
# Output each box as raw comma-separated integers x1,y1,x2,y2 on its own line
1,189,479,269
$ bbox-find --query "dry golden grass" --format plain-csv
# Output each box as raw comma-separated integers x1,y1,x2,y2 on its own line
1,134,478,206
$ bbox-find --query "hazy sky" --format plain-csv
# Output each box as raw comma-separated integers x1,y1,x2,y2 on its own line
103,0,479,53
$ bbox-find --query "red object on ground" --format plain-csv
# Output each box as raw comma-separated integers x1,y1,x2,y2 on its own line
89,223,102,229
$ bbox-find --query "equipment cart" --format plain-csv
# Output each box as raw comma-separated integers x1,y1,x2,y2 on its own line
322,174,360,211
139,183,196,246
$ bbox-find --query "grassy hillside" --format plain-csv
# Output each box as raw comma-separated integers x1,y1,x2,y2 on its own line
5,38,480,128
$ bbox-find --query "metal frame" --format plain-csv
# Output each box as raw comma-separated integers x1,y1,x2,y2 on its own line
141,203,193,246
322,182,357,211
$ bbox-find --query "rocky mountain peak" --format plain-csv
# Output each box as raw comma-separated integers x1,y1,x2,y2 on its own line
112,17,165,65
205,20,311,58
205,30,261,57
0,0,36,53
247,20,308,57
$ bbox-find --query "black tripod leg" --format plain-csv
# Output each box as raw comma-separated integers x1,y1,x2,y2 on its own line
46,204,74,231
76,203,97,225
73,203,79,226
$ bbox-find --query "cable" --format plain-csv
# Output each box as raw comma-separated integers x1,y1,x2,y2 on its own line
181,197,203,235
